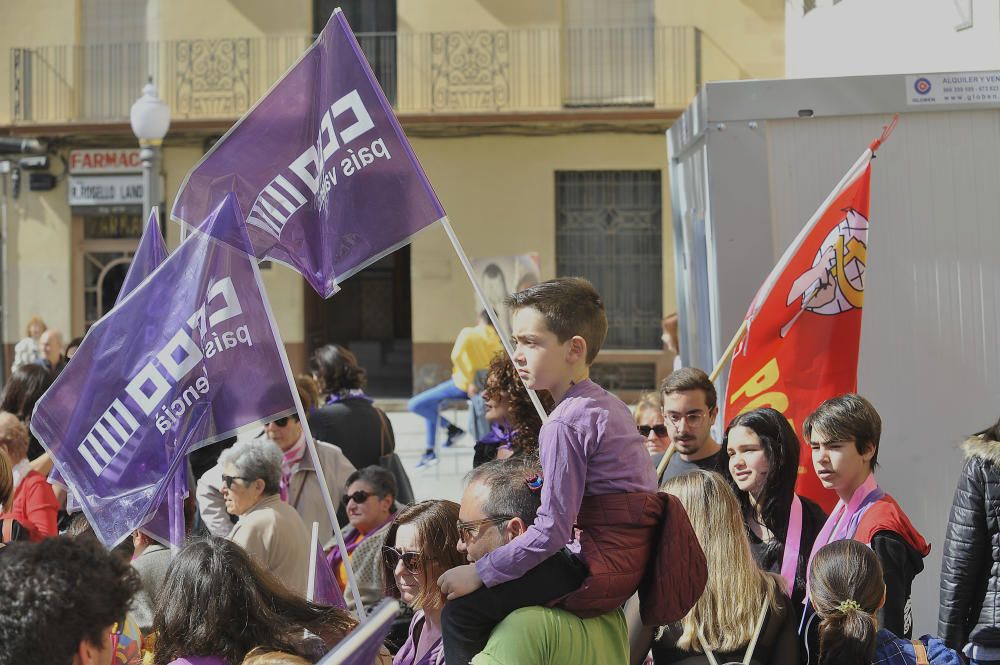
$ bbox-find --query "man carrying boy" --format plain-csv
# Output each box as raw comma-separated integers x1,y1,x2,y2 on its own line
803,393,929,638
437,277,659,664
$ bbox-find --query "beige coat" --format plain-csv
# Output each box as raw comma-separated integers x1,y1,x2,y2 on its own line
196,437,356,541
287,439,356,547
228,493,312,596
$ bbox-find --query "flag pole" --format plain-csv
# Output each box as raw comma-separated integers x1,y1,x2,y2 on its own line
248,256,367,618
438,216,548,422
307,521,320,602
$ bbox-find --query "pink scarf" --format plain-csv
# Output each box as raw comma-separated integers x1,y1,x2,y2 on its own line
279,434,306,502
779,494,803,595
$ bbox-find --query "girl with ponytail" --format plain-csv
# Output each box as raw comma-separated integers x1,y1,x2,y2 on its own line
809,539,960,665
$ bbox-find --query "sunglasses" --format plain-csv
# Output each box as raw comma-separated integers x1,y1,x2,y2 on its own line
383,546,425,575
456,515,513,542
343,490,378,506
638,424,669,438
270,417,292,427
221,474,252,489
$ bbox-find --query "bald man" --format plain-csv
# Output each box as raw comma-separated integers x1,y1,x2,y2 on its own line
36,330,64,375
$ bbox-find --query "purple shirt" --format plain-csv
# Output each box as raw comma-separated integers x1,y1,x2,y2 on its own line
393,611,444,665
476,379,657,587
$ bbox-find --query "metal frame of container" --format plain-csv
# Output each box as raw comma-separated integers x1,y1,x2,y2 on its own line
667,71,1000,633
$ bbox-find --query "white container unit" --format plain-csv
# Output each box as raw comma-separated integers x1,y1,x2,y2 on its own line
668,71,1000,634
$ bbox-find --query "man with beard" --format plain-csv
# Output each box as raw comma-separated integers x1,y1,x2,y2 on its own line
657,367,723,482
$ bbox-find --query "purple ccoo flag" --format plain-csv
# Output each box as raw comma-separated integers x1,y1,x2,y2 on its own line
116,208,169,306
31,194,295,547
51,208,175,535
171,10,446,298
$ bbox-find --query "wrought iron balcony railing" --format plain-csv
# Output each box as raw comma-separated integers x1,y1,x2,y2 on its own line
9,25,713,125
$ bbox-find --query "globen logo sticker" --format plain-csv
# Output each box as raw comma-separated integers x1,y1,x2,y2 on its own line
782,208,868,336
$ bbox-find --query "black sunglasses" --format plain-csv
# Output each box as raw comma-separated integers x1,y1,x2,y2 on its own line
382,546,424,575
638,424,669,438
343,490,378,506
221,474,252,489
270,417,291,427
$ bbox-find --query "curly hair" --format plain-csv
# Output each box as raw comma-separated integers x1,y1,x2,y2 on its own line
0,536,140,664
482,353,553,457
153,537,355,665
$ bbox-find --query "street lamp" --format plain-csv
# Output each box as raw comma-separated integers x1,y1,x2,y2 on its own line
130,79,171,223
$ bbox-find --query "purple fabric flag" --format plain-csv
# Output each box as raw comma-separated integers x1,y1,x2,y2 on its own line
31,194,295,547
50,209,176,534
313,541,347,609
317,598,399,665
171,10,445,298
116,209,169,306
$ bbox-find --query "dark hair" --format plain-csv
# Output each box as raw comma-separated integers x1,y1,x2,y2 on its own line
465,456,543,526
64,336,84,360
0,363,52,422
382,500,463,612
66,512,135,563
482,352,553,457
153,537,355,665
722,408,802,593
0,364,54,459
803,393,881,470
346,465,397,499
505,277,608,364
0,536,140,664
660,367,718,410
973,418,1000,444
309,344,366,395
810,539,884,665
723,408,800,534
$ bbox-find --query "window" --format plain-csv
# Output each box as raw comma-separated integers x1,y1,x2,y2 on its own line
314,0,397,104
556,171,662,350
563,0,654,106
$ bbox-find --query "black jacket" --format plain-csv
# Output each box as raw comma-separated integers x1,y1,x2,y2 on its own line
939,436,1000,650
748,495,827,607
308,398,394,471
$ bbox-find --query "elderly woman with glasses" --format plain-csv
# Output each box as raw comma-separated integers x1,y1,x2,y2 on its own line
328,465,398,610
220,437,312,596
383,500,464,665
197,380,356,540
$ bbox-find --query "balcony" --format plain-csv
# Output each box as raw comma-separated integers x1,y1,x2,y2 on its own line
8,25,725,127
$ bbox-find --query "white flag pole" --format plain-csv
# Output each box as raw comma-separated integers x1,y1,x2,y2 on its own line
307,521,320,602
438,216,548,422
248,256,367,617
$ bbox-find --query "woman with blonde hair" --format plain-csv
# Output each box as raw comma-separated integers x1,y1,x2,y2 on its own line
652,470,798,664
382,500,464,665
11,315,45,373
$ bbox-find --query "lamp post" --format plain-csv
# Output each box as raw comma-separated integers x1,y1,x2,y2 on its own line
129,79,171,224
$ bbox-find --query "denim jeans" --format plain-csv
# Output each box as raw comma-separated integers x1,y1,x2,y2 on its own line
407,379,467,451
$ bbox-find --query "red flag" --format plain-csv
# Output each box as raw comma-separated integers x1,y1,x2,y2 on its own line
725,158,873,512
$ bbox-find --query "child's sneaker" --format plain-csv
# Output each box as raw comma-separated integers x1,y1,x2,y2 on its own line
415,451,438,469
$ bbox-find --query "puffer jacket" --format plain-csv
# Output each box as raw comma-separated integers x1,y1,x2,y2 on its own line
938,436,1000,651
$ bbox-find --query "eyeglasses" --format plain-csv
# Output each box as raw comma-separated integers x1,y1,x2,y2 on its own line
662,410,709,427
383,546,425,575
269,417,291,427
221,474,251,489
638,424,669,438
343,490,377,505
456,515,514,542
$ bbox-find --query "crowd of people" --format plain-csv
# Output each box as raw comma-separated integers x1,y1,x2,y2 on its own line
0,278,997,665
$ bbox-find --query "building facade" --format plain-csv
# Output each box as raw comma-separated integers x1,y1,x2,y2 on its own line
0,0,783,398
